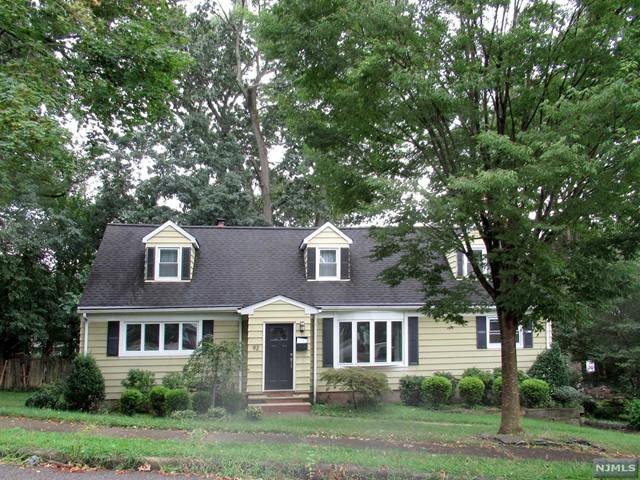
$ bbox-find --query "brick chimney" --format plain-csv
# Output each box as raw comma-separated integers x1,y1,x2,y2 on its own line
216,218,225,227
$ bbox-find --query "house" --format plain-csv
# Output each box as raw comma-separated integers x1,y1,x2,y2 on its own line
78,221,551,412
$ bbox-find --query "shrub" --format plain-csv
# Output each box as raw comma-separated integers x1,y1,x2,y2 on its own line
520,379,551,408
149,386,169,417
551,386,583,407
207,407,227,419
462,368,493,389
64,355,105,411
25,384,64,409
217,390,245,414
433,371,459,389
527,343,572,390
120,389,144,416
161,372,185,390
170,409,197,420
245,405,263,421
594,399,627,421
192,391,212,414
458,376,485,407
121,369,155,395
320,368,389,409
624,400,640,430
421,375,452,408
493,376,503,404
399,376,425,406
493,368,529,384
165,388,191,414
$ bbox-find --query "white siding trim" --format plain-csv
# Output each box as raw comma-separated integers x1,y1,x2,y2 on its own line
238,295,320,315
142,221,199,248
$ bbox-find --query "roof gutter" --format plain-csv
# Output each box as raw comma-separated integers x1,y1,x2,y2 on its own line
78,306,240,314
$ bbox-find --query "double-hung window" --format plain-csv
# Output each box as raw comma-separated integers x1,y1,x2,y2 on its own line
487,317,522,349
462,249,485,277
156,247,180,281
317,249,339,279
337,318,404,365
123,321,199,355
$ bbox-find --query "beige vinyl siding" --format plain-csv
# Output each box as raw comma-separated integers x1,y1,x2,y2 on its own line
245,301,312,394
316,314,547,392
306,227,349,247
446,235,486,276
85,312,239,400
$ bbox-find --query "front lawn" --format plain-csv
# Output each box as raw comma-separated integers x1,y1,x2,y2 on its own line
1,390,639,479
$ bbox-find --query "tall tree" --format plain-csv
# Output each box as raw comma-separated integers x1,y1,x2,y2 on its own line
262,0,640,433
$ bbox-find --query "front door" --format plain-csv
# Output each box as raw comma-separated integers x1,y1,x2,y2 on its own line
264,323,294,390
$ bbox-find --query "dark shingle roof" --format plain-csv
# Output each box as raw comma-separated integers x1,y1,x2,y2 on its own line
79,224,455,309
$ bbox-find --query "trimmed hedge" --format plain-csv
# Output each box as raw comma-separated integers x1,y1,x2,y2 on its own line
320,368,389,409
120,389,144,416
166,388,191,414
552,386,583,407
458,376,485,407
421,375,452,408
399,376,425,406
520,379,551,408
149,386,169,417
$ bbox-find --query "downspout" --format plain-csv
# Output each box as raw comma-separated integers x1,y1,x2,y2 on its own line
82,313,89,355
312,313,317,404
546,321,552,349
239,316,243,393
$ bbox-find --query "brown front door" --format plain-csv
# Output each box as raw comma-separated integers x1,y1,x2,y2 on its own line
264,323,294,390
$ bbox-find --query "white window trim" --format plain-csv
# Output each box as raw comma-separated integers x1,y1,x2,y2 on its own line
155,245,182,282
119,320,201,357
486,316,523,349
332,311,408,367
462,248,486,277
316,247,340,280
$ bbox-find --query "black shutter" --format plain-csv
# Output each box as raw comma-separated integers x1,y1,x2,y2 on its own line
476,316,487,349
322,318,333,367
306,247,316,279
145,247,155,280
202,320,214,340
340,247,350,280
456,251,464,277
107,321,119,357
408,316,419,365
181,247,191,280
523,320,533,348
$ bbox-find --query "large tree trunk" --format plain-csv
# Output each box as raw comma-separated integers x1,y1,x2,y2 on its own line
497,308,524,434
246,87,273,224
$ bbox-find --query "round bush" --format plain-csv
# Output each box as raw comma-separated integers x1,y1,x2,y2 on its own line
64,355,105,411
399,376,425,406
25,384,63,409
462,368,493,389
458,376,485,407
192,391,212,414
207,407,227,419
433,371,459,389
520,379,551,408
245,405,263,421
122,369,155,395
551,386,583,407
165,388,191,414
149,386,169,417
161,372,185,390
120,388,144,416
421,375,452,408
527,343,573,389
625,399,640,430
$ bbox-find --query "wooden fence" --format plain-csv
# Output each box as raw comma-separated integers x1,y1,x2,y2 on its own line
0,357,71,390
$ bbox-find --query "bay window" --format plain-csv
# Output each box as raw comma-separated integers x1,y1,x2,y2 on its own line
337,318,405,366
123,321,199,355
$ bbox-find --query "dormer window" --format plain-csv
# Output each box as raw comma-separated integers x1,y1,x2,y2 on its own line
157,247,180,280
142,221,198,282
318,249,339,279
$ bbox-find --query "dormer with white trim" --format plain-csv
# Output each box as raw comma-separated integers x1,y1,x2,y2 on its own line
143,221,199,282
447,232,486,279
300,222,353,281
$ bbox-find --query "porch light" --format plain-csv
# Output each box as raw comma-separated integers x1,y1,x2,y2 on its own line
299,320,306,333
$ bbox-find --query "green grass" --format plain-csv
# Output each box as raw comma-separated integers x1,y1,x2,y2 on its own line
0,427,593,480
0,391,31,408
3,397,639,455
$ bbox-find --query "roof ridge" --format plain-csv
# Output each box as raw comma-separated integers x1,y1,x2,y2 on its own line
107,223,375,230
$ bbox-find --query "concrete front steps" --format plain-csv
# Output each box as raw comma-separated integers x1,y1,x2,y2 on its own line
247,391,311,414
